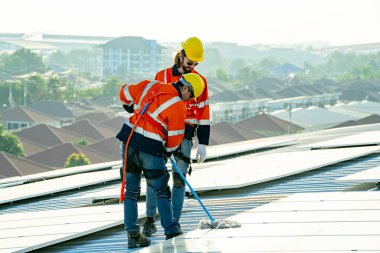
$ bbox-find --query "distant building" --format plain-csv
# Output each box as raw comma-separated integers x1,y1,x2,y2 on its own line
99,36,163,78
1,107,61,131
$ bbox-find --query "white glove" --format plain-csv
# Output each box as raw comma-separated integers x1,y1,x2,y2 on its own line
196,144,207,163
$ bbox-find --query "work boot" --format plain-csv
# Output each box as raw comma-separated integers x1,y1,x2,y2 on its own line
177,222,182,233
165,230,183,240
142,219,157,237
127,230,150,248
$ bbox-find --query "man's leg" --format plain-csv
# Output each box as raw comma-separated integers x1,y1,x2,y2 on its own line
139,151,180,238
142,185,157,237
121,144,150,248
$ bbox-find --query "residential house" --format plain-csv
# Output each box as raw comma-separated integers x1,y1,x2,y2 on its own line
1,107,60,131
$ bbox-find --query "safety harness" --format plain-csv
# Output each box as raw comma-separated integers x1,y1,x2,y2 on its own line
120,85,177,203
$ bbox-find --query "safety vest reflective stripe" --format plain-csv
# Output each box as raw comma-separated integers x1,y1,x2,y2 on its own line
168,129,185,136
197,100,209,109
124,120,165,143
198,119,211,125
185,119,198,124
145,113,167,135
134,80,157,111
166,146,179,152
151,97,182,118
163,69,168,83
122,85,134,105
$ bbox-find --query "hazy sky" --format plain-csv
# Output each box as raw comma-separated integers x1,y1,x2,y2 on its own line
2,0,380,46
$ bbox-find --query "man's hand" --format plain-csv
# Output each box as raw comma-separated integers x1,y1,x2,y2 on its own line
196,144,207,163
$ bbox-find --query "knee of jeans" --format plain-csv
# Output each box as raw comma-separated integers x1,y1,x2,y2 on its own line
125,189,141,201
155,185,171,199
173,173,185,188
144,169,167,179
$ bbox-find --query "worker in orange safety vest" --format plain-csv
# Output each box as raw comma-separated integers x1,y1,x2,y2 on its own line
116,73,205,248
142,36,210,237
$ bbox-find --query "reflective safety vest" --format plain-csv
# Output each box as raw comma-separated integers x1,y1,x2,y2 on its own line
116,80,186,157
155,67,210,145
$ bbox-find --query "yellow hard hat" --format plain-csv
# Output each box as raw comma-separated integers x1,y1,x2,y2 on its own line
181,73,205,100
181,37,204,62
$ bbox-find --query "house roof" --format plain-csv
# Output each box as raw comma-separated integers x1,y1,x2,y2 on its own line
1,107,58,124
75,111,116,123
330,114,380,129
62,120,113,140
0,151,52,178
86,137,121,159
253,77,284,91
28,101,74,120
26,143,116,168
18,137,48,156
99,116,125,132
211,122,264,141
99,36,163,50
271,107,359,129
15,124,94,147
236,113,304,136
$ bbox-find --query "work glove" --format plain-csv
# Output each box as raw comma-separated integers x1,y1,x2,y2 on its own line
195,144,207,163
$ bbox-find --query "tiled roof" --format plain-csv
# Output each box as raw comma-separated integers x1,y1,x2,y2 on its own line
1,107,58,124
26,143,116,168
18,137,48,156
62,120,112,140
28,101,74,120
0,151,52,178
212,122,264,141
236,113,304,136
86,137,121,159
99,116,125,132
75,111,116,123
15,124,94,147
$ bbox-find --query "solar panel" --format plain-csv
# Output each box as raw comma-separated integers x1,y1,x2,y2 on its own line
0,161,121,187
66,146,380,203
191,138,296,160
0,169,120,204
300,130,380,149
336,165,380,183
0,204,141,253
141,191,380,252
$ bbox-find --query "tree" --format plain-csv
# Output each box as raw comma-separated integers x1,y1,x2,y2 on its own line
102,77,121,97
2,49,46,75
0,124,24,157
216,69,229,82
65,153,91,168
75,138,88,146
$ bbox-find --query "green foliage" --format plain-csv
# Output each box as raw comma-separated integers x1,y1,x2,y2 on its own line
0,124,24,157
2,49,46,75
103,77,122,97
216,69,229,81
75,138,88,146
65,153,91,168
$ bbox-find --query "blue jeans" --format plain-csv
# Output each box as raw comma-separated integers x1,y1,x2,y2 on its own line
121,143,179,235
146,138,192,221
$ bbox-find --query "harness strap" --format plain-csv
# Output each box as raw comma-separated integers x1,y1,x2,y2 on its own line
145,113,167,138
174,150,192,175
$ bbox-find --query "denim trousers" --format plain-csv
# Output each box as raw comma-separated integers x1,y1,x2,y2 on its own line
146,138,192,221
121,143,179,235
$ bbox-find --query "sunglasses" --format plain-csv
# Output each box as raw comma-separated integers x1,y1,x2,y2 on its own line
186,59,199,67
